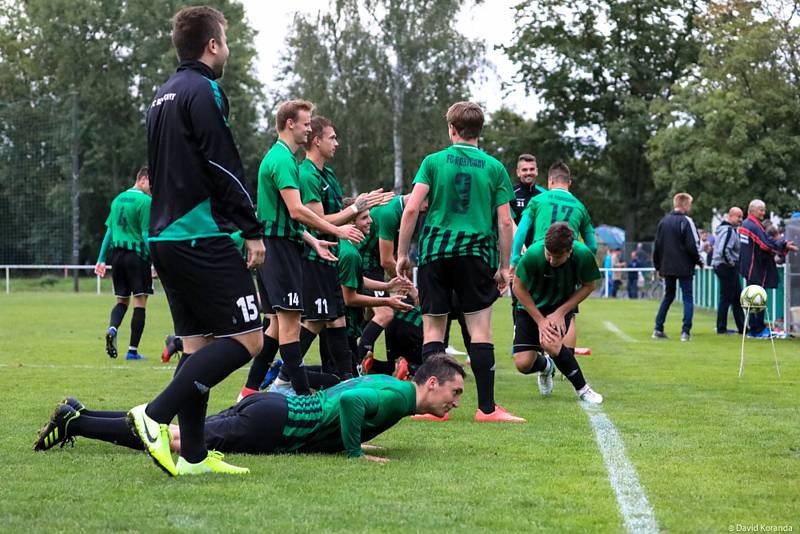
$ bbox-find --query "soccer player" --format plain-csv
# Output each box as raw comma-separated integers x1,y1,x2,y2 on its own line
94,166,152,360
511,223,603,403
397,101,525,422
511,161,597,268
127,6,268,476
364,299,424,380
356,193,426,363
253,100,364,398
34,355,465,465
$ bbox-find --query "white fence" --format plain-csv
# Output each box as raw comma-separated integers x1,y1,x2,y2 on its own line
3,265,108,294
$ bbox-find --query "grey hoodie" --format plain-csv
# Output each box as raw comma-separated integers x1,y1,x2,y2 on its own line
712,221,739,268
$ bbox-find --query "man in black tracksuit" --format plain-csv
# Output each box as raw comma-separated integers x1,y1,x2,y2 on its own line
126,6,267,477
712,207,745,334
652,193,702,341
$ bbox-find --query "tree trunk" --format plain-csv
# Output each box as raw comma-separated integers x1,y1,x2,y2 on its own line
70,92,80,292
391,67,405,194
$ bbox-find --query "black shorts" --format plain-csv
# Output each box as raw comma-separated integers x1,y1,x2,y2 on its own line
363,267,387,298
204,393,288,454
302,259,345,321
258,237,304,312
150,237,261,338
512,307,574,354
110,249,153,297
386,320,423,365
418,256,499,315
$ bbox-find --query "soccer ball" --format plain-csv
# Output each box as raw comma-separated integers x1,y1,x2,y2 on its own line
740,285,767,311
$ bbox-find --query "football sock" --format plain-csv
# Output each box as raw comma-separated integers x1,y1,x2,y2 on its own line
318,329,334,373
357,321,384,360
109,303,127,329
145,338,250,424
80,409,128,418
175,352,192,374
129,307,145,351
470,342,496,414
456,314,472,353
299,326,317,357
244,335,279,390
519,353,549,374
327,327,354,378
422,341,447,359
70,415,144,450
176,382,209,463
552,346,586,391
280,341,310,395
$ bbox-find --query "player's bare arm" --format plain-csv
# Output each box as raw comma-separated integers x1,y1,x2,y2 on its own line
396,183,429,279
281,188,364,243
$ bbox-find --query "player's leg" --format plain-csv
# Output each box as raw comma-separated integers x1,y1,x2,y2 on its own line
512,308,555,396
653,275,677,337
357,268,393,361
106,253,131,358
125,255,154,360
126,295,148,360
34,401,145,451
542,316,602,403
129,238,262,475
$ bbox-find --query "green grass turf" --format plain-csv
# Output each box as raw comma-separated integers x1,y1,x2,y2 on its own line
0,292,798,532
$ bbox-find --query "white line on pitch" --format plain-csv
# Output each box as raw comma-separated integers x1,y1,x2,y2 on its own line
582,403,659,534
603,321,638,343
0,363,249,372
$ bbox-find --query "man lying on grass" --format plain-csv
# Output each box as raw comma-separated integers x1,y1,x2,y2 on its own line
34,354,464,471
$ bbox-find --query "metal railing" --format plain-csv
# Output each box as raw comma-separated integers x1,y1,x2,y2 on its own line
3,265,107,294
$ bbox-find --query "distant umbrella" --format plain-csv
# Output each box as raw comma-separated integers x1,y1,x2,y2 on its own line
595,225,626,249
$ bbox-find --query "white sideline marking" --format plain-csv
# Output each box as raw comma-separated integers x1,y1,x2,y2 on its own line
582,403,659,534
603,321,638,343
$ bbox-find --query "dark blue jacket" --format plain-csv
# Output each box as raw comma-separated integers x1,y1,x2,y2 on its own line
146,61,263,242
739,215,786,288
653,210,701,277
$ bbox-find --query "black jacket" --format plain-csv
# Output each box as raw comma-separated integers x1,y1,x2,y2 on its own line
653,210,701,277
146,61,263,242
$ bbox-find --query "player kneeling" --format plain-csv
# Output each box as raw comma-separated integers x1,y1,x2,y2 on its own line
511,223,603,404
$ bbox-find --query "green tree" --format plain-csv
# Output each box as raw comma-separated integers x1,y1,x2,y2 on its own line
0,0,265,265
503,0,705,239
649,1,800,222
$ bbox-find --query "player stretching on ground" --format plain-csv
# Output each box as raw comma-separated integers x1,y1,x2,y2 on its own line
94,166,152,360
128,6,266,476
397,101,525,423
35,355,464,464
253,101,363,397
512,223,603,403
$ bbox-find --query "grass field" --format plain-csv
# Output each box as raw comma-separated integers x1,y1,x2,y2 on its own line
1,291,798,532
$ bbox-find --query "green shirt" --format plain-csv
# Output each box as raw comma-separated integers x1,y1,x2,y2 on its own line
257,140,304,244
100,188,151,261
358,196,404,273
394,305,422,328
515,188,597,261
413,143,514,266
338,239,365,339
280,375,416,458
299,159,343,266
515,240,601,311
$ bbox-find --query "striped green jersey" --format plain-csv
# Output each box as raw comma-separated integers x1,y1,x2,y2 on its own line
257,140,305,244
358,195,404,273
104,188,151,260
394,305,422,328
280,375,416,458
338,239,365,339
414,143,514,266
515,240,600,311
523,188,597,252
299,158,343,266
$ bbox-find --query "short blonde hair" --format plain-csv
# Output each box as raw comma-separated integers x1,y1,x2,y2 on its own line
673,192,693,210
275,100,314,131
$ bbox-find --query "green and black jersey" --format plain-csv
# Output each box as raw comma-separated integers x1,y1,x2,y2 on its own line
394,305,422,328
358,195,403,273
97,188,151,263
279,375,416,458
257,140,305,244
413,143,514,266
338,238,366,339
511,188,597,266
515,240,601,311
299,159,343,266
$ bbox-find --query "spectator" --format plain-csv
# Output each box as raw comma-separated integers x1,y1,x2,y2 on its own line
739,199,798,338
652,192,702,342
627,251,640,299
711,207,744,335
699,229,713,266
611,249,625,298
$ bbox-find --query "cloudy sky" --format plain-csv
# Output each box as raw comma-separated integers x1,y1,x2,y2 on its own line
238,0,539,116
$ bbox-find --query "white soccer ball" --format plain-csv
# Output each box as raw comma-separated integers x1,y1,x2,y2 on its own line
740,284,767,311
